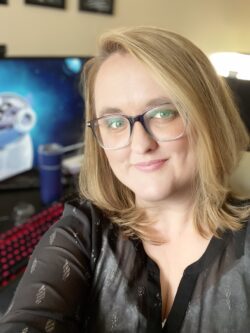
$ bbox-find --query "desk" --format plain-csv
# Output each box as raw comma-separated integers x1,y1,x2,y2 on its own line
0,169,78,316
0,189,42,233
0,169,77,228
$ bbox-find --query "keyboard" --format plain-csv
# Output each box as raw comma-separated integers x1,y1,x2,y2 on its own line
0,202,64,288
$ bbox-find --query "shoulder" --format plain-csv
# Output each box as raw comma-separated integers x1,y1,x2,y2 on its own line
54,197,113,242
53,196,109,229
62,197,103,225
229,215,250,260
243,216,250,245
34,198,113,271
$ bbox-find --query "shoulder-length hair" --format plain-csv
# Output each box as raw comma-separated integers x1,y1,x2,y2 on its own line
79,26,250,240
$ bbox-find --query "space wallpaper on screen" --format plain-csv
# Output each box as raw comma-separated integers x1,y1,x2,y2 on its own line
0,57,87,166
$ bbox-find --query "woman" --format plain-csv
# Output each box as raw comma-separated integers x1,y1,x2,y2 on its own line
1,26,250,333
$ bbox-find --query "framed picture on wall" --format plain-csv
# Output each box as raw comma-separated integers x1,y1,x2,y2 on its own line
25,0,65,9
79,0,114,15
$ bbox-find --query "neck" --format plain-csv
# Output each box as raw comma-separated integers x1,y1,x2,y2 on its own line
137,195,196,242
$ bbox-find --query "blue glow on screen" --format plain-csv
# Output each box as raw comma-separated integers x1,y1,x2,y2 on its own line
0,57,87,165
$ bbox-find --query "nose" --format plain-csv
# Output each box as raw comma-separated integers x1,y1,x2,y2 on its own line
130,121,158,153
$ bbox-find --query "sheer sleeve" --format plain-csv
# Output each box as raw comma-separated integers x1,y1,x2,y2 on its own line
0,202,93,333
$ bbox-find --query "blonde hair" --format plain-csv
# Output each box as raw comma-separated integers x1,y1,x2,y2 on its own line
79,26,250,240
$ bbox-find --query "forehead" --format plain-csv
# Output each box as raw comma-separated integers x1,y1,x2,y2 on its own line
94,52,170,115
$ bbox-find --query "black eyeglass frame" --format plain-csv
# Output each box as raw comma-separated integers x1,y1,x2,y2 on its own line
87,108,187,150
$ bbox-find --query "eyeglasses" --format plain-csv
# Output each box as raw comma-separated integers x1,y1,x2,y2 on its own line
87,103,187,150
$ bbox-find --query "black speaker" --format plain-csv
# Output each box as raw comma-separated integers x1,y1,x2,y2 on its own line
0,45,6,58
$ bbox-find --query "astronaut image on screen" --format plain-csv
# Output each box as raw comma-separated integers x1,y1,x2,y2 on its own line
0,93,36,181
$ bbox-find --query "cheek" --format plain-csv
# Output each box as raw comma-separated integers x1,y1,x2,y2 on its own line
167,137,196,171
164,136,190,156
177,139,197,174
104,149,129,172
105,152,130,187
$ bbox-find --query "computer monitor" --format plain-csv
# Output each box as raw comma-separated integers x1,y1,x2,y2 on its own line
0,56,90,181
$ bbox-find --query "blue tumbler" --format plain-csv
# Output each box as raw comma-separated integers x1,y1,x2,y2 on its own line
38,143,63,205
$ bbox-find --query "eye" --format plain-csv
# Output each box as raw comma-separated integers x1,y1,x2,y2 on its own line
147,106,178,120
104,116,127,129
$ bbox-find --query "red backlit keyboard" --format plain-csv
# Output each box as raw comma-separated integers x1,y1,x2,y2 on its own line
0,202,64,288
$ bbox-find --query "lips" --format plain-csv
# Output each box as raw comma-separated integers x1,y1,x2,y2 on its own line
133,159,167,171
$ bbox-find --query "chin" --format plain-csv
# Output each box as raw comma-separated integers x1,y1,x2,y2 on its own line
135,190,173,206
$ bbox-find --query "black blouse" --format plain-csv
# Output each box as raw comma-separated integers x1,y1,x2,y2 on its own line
0,198,250,333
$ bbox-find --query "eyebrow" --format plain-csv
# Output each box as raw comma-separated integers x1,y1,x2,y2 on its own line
97,97,173,117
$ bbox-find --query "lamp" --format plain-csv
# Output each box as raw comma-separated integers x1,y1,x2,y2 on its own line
209,52,250,80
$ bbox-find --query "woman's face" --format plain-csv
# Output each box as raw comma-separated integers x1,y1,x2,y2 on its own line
94,52,196,207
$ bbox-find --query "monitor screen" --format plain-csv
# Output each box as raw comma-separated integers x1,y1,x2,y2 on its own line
225,77,250,134
0,56,89,181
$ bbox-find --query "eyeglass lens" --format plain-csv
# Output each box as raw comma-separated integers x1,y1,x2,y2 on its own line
92,104,185,149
